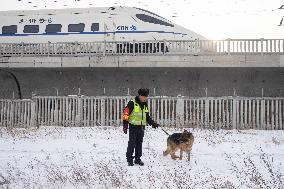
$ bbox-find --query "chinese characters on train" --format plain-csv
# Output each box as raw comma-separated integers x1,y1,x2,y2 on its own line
19,18,53,24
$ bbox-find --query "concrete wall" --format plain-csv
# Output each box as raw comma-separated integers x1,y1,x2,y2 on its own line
0,67,283,99
1,54,283,98
0,54,283,68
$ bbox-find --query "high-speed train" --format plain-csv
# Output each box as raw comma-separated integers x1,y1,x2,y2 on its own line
0,6,205,43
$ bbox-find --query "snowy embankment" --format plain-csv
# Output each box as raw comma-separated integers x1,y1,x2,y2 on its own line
0,126,283,189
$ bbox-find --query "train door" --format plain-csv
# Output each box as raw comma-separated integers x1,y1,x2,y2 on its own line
103,20,116,53
103,20,116,41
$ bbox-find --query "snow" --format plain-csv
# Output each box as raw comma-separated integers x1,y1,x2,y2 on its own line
0,126,283,189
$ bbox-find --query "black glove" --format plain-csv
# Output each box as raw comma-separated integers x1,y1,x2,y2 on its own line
152,123,159,129
123,121,128,134
123,125,128,134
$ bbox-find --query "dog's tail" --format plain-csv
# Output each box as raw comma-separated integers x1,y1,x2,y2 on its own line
161,128,170,135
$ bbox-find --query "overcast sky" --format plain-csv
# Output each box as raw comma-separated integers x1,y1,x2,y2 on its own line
1,0,283,39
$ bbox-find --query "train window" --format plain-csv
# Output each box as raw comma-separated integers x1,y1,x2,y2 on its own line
2,25,17,34
136,14,174,27
91,23,99,31
68,23,85,32
23,25,39,33
134,7,166,20
45,24,62,33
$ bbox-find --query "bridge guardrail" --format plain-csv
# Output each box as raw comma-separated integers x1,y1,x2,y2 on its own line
1,39,284,57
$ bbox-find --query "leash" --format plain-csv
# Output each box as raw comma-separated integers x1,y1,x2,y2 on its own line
161,127,170,135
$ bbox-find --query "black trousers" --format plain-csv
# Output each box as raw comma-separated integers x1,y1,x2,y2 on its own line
126,126,145,162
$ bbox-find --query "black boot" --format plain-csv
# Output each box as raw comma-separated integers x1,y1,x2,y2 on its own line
128,160,134,166
134,159,144,166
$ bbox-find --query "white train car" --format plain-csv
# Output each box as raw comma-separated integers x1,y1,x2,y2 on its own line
0,6,205,44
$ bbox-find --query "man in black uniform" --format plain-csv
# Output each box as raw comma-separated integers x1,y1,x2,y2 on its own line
122,88,159,166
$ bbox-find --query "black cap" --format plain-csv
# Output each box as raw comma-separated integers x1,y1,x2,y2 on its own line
138,88,149,97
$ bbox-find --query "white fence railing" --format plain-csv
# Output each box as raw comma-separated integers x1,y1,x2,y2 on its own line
0,99,35,127
0,39,284,57
0,96,283,130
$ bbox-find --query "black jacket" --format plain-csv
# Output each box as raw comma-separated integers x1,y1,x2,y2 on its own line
123,96,156,127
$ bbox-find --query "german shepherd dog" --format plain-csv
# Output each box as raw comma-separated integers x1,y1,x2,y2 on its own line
163,130,194,161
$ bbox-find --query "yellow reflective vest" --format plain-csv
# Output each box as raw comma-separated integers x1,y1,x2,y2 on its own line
128,99,149,126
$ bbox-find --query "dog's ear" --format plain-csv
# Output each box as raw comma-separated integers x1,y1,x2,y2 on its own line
183,129,188,133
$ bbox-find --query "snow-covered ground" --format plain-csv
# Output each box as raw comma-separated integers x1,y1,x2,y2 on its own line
0,126,283,189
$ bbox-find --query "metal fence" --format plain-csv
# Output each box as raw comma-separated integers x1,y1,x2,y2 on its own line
0,96,283,130
1,39,284,57
0,99,35,127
